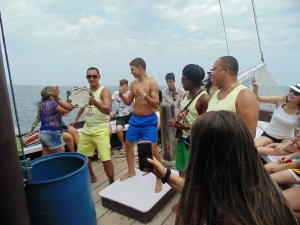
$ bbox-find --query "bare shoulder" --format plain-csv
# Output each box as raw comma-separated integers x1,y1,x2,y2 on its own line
102,87,111,94
148,77,159,89
100,87,112,98
237,88,257,103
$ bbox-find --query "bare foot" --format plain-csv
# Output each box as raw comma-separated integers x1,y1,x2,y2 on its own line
155,178,163,193
172,203,178,213
120,171,136,181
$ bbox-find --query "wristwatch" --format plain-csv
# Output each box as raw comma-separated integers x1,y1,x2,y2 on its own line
140,93,147,99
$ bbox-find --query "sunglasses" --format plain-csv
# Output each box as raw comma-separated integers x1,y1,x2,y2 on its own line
289,88,300,96
86,75,98,79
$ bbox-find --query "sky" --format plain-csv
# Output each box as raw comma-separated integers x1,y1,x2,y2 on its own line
0,0,299,87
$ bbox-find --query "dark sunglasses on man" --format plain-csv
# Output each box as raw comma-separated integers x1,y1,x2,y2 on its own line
86,75,98,79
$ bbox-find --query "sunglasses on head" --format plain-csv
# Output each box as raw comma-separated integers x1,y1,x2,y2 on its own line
86,75,98,79
289,88,300,96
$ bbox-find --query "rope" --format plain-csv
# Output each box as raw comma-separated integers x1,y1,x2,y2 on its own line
218,0,230,56
238,63,265,83
251,0,265,62
0,11,32,182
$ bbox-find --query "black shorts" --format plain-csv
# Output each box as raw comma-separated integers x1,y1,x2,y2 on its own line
116,115,131,127
261,131,283,143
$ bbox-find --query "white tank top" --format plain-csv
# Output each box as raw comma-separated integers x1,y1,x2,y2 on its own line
265,105,299,139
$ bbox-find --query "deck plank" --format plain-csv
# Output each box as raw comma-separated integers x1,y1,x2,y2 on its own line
92,150,178,225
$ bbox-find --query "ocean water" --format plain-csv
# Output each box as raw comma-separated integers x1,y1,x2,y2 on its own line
8,84,289,134
8,85,120,134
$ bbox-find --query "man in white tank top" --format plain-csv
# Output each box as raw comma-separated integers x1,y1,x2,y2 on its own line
207,56,259,138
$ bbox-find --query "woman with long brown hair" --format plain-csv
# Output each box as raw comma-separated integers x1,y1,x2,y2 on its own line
149,111,298,225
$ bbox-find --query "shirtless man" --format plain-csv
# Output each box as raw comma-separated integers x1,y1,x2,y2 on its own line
119,57,162,193
207,56,259,138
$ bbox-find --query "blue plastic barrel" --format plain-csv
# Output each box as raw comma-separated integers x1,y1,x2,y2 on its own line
25,152,97,225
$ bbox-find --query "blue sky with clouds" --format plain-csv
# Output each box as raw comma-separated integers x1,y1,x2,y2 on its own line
1,0,299,87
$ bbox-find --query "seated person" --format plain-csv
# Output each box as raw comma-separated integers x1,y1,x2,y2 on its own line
252,79,300,156
283,187,300,221
265,131,300,186
111,79,132,151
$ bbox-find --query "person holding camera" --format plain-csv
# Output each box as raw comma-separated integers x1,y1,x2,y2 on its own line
149,111,298,225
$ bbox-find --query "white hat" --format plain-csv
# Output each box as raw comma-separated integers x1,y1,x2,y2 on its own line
290,83,300,93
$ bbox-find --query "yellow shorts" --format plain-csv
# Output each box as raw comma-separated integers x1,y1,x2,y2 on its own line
77,128,111,161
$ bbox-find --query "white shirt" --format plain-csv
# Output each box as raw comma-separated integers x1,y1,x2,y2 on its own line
112,90,132,117
162,86,186,109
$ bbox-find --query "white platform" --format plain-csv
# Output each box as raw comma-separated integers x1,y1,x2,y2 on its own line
99,169,178,222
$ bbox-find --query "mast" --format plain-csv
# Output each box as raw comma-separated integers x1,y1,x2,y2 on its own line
0,12,31,225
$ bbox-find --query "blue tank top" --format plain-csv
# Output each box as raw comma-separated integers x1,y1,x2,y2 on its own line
39,99,62,131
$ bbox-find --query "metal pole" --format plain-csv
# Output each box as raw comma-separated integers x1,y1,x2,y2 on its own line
0,42,31,224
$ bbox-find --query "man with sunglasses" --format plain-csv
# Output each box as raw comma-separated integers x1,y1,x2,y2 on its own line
162,72,186,110
78,67,114,184
52,67,115,184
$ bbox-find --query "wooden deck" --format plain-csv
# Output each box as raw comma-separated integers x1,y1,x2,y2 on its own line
91,149,179,225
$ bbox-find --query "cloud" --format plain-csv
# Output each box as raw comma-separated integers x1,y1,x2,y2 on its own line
0,0,299,86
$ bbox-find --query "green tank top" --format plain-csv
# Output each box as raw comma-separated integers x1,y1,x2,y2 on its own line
82,86,110,135
207,84,246,113
181,91,207,138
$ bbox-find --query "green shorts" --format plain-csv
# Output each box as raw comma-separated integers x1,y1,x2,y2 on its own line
175,139,190,172
77,127,111,161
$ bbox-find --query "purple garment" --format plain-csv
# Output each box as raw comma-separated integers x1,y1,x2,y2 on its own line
39,99,62,131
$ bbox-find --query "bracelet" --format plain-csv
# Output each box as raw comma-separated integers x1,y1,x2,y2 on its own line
161,168,171,184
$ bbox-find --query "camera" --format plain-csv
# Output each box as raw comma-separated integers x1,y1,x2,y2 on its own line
137,141,153,172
